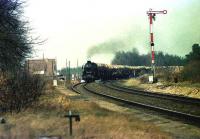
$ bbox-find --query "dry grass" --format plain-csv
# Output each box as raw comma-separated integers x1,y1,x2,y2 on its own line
122,78,142,88
0,85,171,139
118,79,200,99
0,88,70,139
72,114,170,139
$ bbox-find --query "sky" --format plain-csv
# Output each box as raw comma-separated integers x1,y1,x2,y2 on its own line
24,0,200,69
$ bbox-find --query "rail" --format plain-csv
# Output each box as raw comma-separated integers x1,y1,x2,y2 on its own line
104,81,200,105
82,83,200,127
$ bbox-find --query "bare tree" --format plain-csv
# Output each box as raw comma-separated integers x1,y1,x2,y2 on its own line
0,0,46,113
0,0,34,72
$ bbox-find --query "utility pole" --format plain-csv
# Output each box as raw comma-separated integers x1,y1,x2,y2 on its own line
147,9,167,82
64,59,67,87
43,53,45,76
77,59,79,81
68,61,71,82
66,59,68,81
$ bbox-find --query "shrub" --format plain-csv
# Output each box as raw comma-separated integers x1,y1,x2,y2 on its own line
0,72,46,113
181,61,200,82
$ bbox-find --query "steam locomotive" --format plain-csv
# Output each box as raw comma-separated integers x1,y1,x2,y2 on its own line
82,61,151,82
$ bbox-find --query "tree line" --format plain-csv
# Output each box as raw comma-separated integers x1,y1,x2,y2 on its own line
59,67,82,80
112,48,186,66
112,44,200,82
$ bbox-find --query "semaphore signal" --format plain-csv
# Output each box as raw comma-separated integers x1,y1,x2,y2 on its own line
147,9,167,82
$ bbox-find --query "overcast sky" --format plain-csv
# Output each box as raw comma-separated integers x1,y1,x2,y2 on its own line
24,0,200,69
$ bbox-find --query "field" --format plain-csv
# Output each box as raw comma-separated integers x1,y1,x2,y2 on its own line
0,85,171,139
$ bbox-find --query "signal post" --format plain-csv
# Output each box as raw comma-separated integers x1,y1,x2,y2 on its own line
147,9,167,83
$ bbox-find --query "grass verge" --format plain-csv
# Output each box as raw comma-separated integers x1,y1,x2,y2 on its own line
117,79,200,99
0,85,171,139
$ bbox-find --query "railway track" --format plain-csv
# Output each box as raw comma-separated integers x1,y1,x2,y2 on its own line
72,82,200,127
71,82,82,94
103,81,200,105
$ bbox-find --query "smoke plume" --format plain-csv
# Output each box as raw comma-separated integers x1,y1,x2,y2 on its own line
87,40,127,58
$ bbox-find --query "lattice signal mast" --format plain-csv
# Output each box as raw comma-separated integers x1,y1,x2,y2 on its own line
147,9,167,81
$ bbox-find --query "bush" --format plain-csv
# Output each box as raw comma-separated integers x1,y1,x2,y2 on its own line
138,74,149,83
0,72,46,113
181,61,200,82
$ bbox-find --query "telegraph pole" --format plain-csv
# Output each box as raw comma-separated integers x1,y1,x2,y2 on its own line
77,59,79,81
147,9,167,82
68,61,71,82
66,59,68,81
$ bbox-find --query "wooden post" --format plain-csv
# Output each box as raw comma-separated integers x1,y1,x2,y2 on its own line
64,111,80,136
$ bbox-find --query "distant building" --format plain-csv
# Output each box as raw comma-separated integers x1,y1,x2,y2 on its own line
25,59,57,77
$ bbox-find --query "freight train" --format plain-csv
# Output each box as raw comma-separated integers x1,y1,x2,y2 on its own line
82,61,151,82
